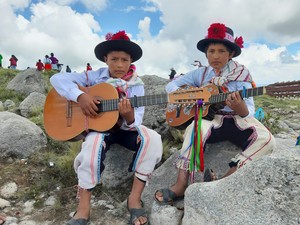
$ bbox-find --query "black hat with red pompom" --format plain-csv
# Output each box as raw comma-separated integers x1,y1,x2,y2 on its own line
94,30,143,62
197,23,244,57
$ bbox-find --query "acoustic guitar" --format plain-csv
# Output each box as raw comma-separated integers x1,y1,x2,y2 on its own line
44,81,300,141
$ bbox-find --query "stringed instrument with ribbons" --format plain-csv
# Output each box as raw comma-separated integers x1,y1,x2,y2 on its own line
166,81,300,129
43,81,300,141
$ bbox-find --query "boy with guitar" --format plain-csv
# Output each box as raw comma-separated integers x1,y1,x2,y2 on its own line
155,23,275,205
50,30,162,225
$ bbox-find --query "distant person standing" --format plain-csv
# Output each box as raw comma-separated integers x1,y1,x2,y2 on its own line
36,59,45,71
0,53,3,68
86,63,92,71
43,55,52,71
66,65,71,73
169,67,176,80
9,55,18,69
49,53,59,70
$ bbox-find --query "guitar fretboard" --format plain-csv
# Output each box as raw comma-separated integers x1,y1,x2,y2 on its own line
209,86,266,104
98,94,169,112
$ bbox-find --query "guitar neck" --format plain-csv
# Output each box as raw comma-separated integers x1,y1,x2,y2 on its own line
209,86,266,104
98,93,169,112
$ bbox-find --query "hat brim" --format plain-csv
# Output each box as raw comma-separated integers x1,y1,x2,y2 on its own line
197,39,241,57
94,40,143,62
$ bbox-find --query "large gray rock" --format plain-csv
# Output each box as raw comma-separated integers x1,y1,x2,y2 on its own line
182,138,300,225
141,75,169,134
142,141,241,213
101,145,134,188
143,138,300,225
6,68,48,96
19,92,46,118
0,112,47,158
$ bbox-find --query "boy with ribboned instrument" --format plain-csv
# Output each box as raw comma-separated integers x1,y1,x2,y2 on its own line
155,22,275,205
50,30,162,225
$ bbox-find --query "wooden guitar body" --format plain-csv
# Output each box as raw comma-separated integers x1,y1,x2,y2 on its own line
44,83,119,141
165,84,220,129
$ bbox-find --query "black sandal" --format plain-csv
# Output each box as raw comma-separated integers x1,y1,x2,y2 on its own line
127,199,148,225
65,211,90,225
154,188,184,205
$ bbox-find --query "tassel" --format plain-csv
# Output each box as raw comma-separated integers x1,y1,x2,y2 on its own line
189,100,204,183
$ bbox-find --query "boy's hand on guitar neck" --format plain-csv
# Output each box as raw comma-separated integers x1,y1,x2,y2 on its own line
118,98,135,125
77,93,100,117
225,91,249,117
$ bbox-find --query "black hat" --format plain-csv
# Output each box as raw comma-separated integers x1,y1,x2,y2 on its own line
197,23,244,57
94,30,143,62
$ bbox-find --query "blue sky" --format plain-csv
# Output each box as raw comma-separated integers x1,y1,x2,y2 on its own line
1,0,300,85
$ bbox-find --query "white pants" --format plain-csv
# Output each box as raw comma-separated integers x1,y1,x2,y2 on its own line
177,115,276,170
74,125,163,189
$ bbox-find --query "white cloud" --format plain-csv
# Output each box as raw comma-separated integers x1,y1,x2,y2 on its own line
8,0,30,10
0,1,102,72
122,6,136,13
238,44,299,85
81,0,107,12
138,17,151,39
142,6,157,13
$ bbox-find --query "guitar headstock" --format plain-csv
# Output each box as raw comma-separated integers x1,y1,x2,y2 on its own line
265,81,300,98
168,86,211,105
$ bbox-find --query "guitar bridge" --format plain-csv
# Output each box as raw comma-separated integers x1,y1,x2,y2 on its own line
66,101,72,127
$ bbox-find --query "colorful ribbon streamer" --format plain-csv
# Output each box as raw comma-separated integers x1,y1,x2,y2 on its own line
189,100,204,182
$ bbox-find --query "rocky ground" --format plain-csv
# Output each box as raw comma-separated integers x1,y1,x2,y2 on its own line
1,107,299,225
0,156,135,225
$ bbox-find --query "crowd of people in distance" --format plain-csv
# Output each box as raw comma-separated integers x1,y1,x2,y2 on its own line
0,52,93,74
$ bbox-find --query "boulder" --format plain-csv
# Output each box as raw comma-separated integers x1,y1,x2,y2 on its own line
6,68,48,96
0,112,47,158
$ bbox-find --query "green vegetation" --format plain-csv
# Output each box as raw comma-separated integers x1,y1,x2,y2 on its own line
255,95,300,111
254,95,300,134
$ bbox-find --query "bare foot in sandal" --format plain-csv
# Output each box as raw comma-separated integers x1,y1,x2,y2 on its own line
154,187,185,205
155,169,188,205
127,196,148,225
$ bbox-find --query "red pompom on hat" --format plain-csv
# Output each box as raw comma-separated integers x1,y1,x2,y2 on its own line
94,30,142,62
197,23,244,57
